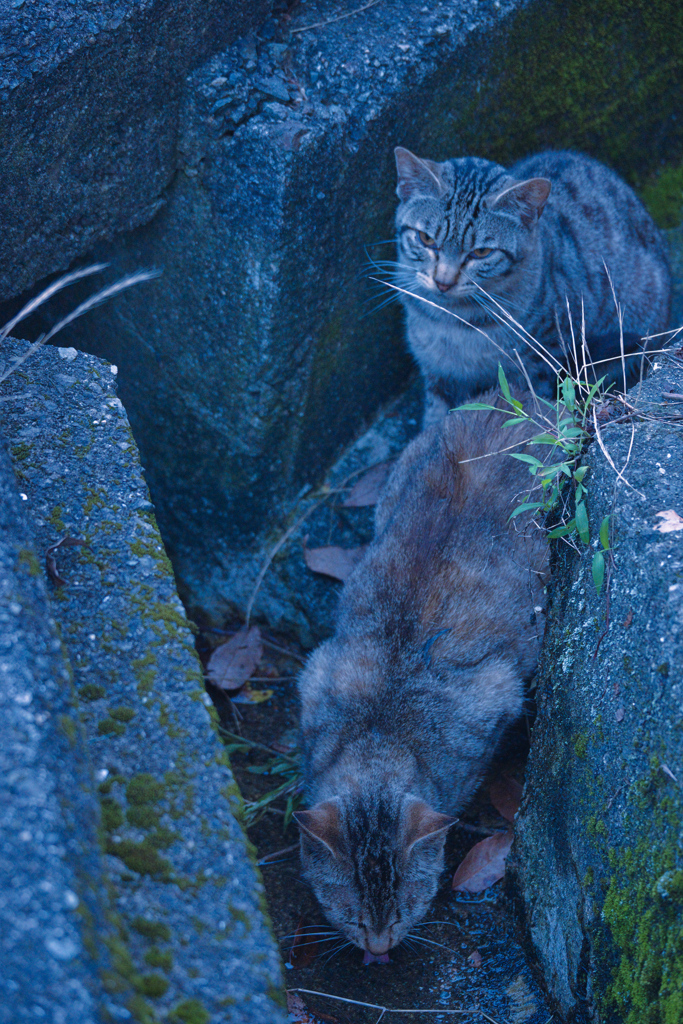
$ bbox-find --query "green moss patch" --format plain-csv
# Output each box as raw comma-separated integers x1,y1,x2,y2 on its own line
79,683,106,701
602,836,683,1024
131,917,171,943
137,974,169,999
110,705,136,722
126,805,161,829
101,797,124,832
143,947,173,971
107,839,172,879
641,160,683,228
126,773,164,806
98,717,126,736
168,1000,210,1024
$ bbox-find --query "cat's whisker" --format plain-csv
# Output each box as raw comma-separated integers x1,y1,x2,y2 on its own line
407,934,456,954
317,941,354,966
279,930,340,943
471,284,564,378
413,920,465,930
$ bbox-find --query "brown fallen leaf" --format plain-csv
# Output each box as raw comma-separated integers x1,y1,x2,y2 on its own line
489,775,523,823
342,462,392,507
288,919,323,970
207,625,263,691
622,609,633,628
654,509,683,533
45,536,88,586
286,991,340,1024
303,543,367,581
452,829,513,893
468,949,482,968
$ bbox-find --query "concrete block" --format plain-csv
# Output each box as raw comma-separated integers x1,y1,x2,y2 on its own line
0,438,106,1024
0,0,272,299
0,339,287,1024
512,354,683,1022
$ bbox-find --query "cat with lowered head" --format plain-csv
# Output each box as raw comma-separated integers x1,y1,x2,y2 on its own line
295,394,549,960
392,148,671,426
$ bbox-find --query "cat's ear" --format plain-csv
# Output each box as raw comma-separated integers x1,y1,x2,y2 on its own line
403,799,457,853
489,177,551,227
394,147,443,201
294,801,343,858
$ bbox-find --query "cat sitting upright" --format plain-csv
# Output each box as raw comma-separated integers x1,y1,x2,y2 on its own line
295,394,549,960
392,148,671,426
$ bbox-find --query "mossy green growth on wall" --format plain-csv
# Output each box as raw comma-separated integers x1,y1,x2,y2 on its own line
602,832,683,1024
640,160,683,229
425,0,683,190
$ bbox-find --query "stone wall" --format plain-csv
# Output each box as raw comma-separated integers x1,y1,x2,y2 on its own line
0,0,271,299
0,339,286,1024
512,354,683,1024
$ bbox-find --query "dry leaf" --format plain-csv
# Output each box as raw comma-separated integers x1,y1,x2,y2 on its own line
468,949,482,968
622,609,633,628
452,829,513,893
286,991,340,1023
303,543,367,581
654,510,683,533
615,707,625,722
45,536,88,586
288,919,322,969
207,626,263,691
489,775,523,823
343,462,392,507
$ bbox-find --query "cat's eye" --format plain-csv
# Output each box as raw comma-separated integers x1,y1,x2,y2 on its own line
418,230,438,249
468,247,493,259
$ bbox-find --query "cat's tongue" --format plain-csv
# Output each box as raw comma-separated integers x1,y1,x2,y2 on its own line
363,950,390,965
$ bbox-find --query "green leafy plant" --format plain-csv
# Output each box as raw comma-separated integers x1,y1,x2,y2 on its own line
460,364,612,593
220,730,302,828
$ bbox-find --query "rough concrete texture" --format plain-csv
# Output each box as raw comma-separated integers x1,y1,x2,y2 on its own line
0,0,272,299
0,339,287,1024
512,354,683,1024
48,0,683,636
0,439,109,1024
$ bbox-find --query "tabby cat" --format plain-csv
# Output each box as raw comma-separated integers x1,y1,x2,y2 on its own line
392,148,671,426
296,394,549,959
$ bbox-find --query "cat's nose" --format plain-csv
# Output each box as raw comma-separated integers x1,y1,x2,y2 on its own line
435,278,455,293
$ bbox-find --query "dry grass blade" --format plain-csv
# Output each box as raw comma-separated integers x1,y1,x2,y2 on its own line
288,988,503,1023
290,0,383,34
45,536,89,586
0,263,107,344
0,266,159,384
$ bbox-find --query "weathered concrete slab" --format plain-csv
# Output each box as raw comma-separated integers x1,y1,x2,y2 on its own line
0,438,107,1023
512,354,683,1023
0,0,271,299
49,0,683,635
0,339,287,1024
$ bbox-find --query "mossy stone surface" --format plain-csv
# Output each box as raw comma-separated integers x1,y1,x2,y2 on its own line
0,340,286,1023
513,356,683,1023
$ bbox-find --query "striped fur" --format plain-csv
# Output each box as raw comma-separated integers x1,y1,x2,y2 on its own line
393,149,671,426
296,394,549,955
